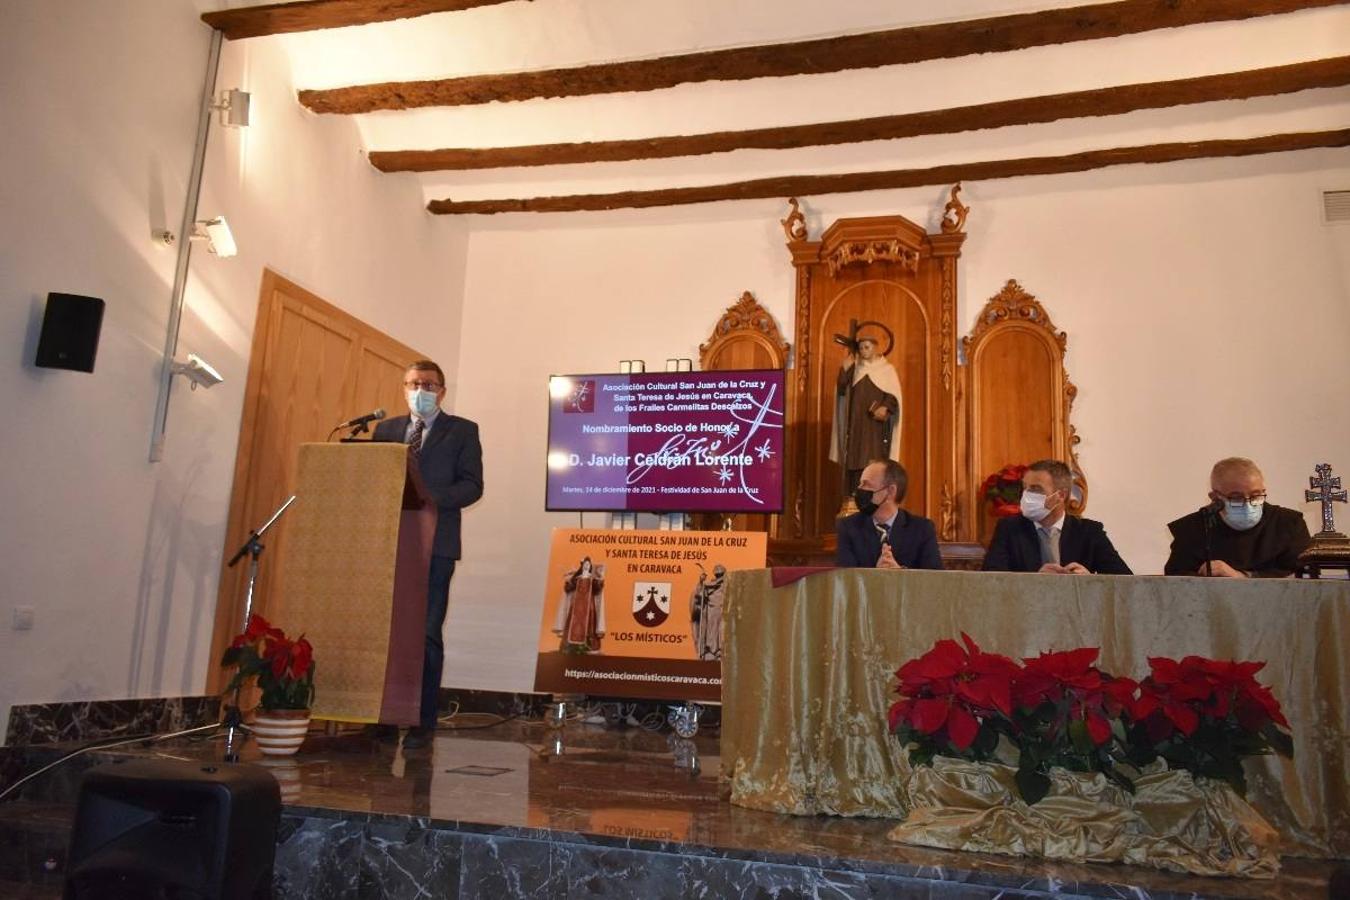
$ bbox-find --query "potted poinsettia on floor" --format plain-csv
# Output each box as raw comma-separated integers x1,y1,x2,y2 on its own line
221,614,316,756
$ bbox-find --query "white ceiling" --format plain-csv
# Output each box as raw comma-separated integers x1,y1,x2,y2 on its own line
216,0,1350,209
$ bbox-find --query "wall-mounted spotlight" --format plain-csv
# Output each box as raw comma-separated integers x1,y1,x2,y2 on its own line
170,353,224,390
212,88,251,128
194,217,237,257
154,216,237,257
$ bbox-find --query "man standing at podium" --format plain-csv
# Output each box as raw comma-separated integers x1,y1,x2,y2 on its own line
374,360,483,748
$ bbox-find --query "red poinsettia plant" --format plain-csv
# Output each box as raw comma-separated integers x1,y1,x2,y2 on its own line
1010,648,1138,803
889,639,1293,804
980,464,1027,517
220,614,316,711
1126,656,1293,796
888,633,1019,764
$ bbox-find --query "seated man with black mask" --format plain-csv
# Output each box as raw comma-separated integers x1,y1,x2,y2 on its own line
1164,457,1311,578
836,459,943,569
982,458,1131,575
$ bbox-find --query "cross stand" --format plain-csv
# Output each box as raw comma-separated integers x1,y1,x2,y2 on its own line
221,495,297,761
1297,462,1350,578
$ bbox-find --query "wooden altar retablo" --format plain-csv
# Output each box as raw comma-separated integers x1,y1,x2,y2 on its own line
695,189,1091,568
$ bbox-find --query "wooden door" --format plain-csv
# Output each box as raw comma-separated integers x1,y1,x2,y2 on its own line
207,269,424,691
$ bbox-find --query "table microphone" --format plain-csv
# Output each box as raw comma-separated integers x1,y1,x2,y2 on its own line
336,408,386,429
1200,499,1222,577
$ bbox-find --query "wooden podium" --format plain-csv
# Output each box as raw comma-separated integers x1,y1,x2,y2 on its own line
279,442,434,725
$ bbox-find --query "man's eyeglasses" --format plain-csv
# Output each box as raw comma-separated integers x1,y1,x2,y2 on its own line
404,380,442,390
1219,492,1267,506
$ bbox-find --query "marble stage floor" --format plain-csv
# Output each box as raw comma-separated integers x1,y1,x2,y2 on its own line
4,720,1344,898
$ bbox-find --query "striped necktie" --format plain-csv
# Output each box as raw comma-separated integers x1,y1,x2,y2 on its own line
1038,525,1060,565
409,419,426,457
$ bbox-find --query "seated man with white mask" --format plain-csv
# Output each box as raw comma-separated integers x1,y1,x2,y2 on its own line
1164,457,1311,578
982,459,1131,575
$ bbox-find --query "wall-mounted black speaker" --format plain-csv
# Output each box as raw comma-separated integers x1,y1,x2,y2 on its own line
35,292,105,373
63,759,281,900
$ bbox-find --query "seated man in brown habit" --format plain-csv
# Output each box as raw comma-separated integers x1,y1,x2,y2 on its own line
1164,457,1311,578
982,459,1131,575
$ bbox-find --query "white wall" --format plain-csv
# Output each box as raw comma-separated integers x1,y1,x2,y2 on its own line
446,154,1350,694
0,0,464,740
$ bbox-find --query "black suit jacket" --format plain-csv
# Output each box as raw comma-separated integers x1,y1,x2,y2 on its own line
981,515,1131,574
373,412,483,559
836,509,943,570
1164,503,1310,578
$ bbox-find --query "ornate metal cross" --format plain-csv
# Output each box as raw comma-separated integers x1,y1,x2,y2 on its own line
1305,462,1347,535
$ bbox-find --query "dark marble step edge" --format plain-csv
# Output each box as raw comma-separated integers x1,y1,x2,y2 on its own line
1,795,1331,900
276,802,1311,900
6,745,1337,900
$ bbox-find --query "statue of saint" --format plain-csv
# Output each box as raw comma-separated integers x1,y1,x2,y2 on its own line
830,333,903,490
553,557,606,653
690,564,727,661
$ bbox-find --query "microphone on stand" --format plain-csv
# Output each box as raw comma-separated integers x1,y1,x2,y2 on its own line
337,408,386,430
330,408,386,441
1200,499,1223,577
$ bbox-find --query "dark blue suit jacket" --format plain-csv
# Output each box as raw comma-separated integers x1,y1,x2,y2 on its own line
836,509,943,569
374,412,483,559
981,515,1131,574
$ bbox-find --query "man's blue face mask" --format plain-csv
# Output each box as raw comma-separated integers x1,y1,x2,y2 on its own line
407,389,438,418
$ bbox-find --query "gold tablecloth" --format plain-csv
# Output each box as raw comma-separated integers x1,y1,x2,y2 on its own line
720,568,1350,858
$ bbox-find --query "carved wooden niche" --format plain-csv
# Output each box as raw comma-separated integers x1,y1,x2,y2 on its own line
961,279,1088,545
694,291,790,534
776,190,967,555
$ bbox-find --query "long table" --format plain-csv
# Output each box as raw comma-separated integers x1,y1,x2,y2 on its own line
720,568,1350,858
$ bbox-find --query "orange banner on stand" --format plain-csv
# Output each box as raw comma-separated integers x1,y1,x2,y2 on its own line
533,528,766,701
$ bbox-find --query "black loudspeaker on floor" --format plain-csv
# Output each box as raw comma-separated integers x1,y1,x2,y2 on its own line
63,758,280,900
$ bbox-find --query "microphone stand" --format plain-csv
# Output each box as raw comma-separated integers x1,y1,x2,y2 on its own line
221,495,296,762
1201,503,1217,578
328,420,374,442
340,420,374,442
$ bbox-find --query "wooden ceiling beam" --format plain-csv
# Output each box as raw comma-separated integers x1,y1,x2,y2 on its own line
202,0,519,41
371,56,1350,172
425,128,1350,214
301,0,1345,113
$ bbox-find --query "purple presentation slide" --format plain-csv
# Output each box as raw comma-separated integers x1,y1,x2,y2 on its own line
545,369,785,512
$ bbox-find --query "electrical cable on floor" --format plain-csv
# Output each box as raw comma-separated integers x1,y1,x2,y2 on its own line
0,722,220,804
432,711,524,731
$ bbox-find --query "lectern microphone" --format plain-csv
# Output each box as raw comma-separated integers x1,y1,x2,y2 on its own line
337,408,386,429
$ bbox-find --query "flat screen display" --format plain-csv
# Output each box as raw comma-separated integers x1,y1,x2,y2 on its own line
545,369,785,512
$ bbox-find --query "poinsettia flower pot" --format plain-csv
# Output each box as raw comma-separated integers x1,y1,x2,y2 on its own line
252,708,312,756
